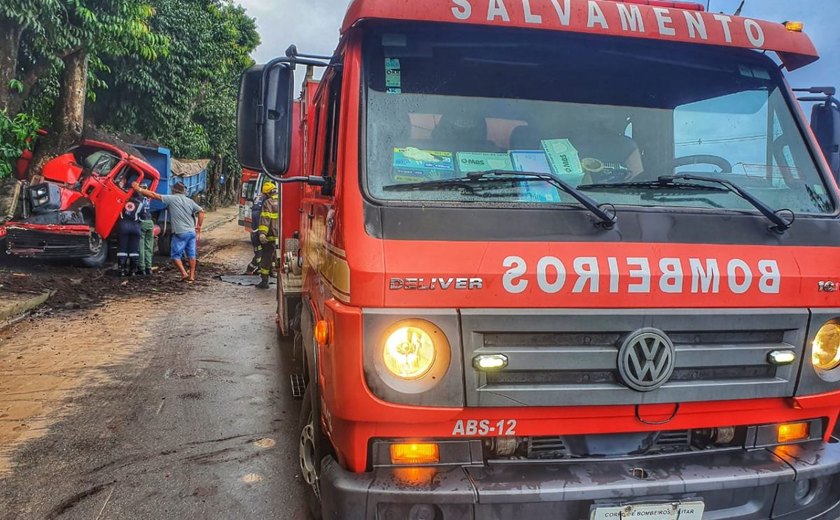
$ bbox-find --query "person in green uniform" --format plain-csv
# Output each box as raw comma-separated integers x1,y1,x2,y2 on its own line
137,183,155,276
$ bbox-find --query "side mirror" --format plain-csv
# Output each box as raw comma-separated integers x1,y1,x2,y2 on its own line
237,65,264,171
260,62,295,176
809,95,840,180
236,62,295,176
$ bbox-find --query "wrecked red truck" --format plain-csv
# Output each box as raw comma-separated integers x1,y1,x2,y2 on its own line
1,139,160,266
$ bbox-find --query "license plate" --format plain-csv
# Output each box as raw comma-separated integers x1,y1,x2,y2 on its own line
590,501,704,520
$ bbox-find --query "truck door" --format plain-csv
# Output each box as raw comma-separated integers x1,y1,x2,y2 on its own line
300,69,342,303
91,164,144,239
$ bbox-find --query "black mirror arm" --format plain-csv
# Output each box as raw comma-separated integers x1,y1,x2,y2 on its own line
262,56,330,75
261,174,331,188
285,45,333,62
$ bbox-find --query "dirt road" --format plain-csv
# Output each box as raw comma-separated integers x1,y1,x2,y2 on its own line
0,215,307,519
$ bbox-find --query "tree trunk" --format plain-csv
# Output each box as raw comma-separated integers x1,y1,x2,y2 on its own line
27,50,89,179
205,154,223,210
0,19,23,114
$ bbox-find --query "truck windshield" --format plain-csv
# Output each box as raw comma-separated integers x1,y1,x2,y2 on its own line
363,26,833,215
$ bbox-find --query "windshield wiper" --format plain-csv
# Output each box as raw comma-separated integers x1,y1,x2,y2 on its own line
384,170,617,228
579,175,794,233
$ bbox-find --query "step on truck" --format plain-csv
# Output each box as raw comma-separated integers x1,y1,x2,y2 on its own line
237,1,840,518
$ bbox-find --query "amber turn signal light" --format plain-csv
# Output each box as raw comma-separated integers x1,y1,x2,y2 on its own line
390,443,440,465
315,320,330,346
778,422,810,444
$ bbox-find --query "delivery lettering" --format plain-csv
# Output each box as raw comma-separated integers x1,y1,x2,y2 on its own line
502,256,781,295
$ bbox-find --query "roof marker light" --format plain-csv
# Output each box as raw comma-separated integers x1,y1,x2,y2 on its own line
784,21,804,33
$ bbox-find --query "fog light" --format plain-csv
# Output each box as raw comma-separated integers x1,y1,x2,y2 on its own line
795,479,812,503
768,350,796,366
408,504,437,520
778,422,810,444
390,443,440,465
712,426,736,444
473,354,508,371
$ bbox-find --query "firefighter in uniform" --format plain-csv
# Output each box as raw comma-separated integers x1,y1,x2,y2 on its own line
255,182,280,289
245,185,269,275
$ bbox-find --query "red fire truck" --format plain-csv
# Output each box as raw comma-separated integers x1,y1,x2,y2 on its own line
238,1,840,518
238,167,261,228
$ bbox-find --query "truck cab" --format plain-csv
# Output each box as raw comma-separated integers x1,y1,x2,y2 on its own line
239,1,840,518
4,139,159,265
238,168,262,228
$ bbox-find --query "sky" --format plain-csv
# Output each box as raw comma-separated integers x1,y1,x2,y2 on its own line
236,0,839,91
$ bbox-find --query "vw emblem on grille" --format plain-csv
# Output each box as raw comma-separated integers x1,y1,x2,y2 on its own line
617,328,676,392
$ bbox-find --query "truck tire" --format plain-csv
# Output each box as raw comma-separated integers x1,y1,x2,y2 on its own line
158,229,171,257
79,235,108,268
299,382,329,520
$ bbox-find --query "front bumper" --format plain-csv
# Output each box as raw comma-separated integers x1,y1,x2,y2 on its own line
5,224,94,258
320,440,840,520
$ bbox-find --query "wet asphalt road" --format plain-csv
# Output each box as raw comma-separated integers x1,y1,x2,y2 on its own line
0,227,308,519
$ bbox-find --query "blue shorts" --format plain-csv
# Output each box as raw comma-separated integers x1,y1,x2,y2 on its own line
171,231,197,260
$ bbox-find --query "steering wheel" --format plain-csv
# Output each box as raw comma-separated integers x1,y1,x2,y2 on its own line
673,155,733,173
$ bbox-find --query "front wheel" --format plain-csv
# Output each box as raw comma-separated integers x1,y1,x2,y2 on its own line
79,234,107,268
299,383,326,519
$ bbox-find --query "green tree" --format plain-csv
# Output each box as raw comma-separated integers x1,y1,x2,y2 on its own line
27,0,169,175
90,0,259,206
0,0,60,114
0,110,40,180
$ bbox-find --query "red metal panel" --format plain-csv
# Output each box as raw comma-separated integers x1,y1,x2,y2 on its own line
320,299,840,472
281,102,305,258
341,0,819,70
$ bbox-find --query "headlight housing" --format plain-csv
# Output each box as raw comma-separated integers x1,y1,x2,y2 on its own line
812,320,840,371
383,324,437,379
374,318,452,394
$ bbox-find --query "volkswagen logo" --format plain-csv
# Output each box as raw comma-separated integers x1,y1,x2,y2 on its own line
617,328,676,392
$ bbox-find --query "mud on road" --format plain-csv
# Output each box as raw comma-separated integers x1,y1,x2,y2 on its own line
0,213,307,519
0,208,237,313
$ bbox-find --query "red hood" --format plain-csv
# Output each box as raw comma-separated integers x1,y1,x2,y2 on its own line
41,153,83,185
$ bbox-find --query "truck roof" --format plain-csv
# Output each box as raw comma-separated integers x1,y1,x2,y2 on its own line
82,139,160,180
341,0,819,70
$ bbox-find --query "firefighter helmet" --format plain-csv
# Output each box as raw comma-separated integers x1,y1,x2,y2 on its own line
261,181,277,194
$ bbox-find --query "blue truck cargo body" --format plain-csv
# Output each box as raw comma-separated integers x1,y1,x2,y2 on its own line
135,145,207,211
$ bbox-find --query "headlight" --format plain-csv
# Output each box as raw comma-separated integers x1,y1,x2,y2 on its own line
812,320,840,371
382,320,440,380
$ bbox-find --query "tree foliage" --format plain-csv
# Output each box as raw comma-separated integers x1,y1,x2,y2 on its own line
90,0,259,206
0,0,257,206
0,110,40,180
